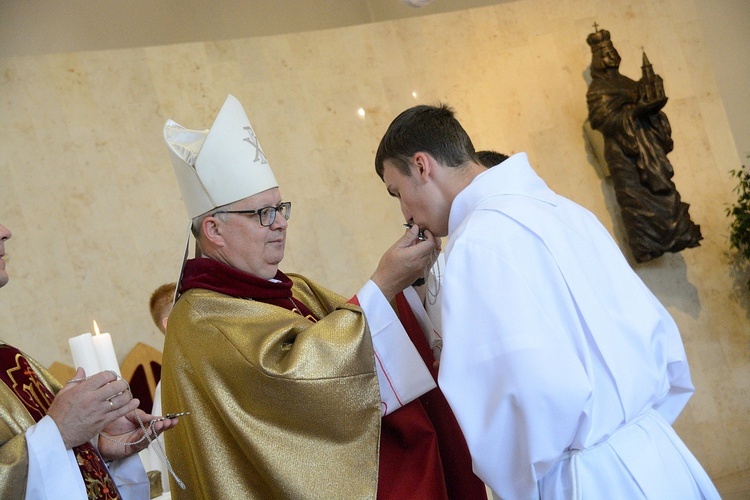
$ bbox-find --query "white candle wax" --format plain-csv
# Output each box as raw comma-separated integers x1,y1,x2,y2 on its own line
69,333,101,375
93,331,121,376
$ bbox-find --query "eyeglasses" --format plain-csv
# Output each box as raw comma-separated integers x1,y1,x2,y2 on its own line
213,201,291,227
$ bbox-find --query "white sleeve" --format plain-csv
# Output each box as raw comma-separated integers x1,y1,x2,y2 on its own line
26,415,149,500
106,454,149,500
650,300,694,424
356,280,436,416
25,416,87,499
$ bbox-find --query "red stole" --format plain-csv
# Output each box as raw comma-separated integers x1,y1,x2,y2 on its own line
377,400,449,499
0,344,121,500
394,293,487,499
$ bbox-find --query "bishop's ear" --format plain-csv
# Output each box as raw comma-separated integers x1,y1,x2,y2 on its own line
201,215,225,246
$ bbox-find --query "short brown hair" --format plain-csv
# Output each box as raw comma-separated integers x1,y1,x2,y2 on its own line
476,150,509,168
149,282,177,333
375,103,477,179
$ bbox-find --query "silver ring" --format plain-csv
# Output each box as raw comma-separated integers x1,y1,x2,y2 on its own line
109,400,114,410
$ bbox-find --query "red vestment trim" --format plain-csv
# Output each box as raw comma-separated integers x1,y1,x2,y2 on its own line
180,258,315,318
348,295,448,499
395,292,488,499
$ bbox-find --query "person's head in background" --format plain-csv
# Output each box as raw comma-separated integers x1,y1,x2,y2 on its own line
149,283,176,334
476,150,509,168
0,223,11,289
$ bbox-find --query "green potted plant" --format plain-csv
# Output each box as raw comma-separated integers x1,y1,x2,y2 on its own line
726,165,750,292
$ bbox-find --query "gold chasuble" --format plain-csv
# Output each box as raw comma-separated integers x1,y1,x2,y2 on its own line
162,259,381,499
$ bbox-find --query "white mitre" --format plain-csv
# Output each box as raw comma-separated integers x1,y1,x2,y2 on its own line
164,94,278,219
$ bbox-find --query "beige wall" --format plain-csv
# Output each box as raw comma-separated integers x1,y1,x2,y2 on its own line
0,0,747,495
694,0,750,166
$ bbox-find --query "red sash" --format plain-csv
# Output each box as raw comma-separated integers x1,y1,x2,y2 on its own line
395,293,487,499
0,344,121,499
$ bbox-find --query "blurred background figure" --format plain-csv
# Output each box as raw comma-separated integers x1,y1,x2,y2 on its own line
139,282,176,498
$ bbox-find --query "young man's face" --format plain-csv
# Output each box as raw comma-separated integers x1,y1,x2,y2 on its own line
382,158,449,237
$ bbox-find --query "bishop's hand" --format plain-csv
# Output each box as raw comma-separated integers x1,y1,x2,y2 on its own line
371,224,438,302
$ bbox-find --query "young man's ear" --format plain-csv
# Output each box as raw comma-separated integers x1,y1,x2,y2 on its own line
411,152,433,181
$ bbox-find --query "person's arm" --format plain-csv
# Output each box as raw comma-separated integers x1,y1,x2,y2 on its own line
438,220,591,499
0,360,131,499
0,413,86,499
645,290,694,424
26,415,156,500
356,225,439,415
95,408,178,500
35,366,174,499
24,416,88,499
354,281,435,416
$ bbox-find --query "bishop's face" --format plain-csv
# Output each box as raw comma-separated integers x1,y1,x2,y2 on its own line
212,188,288,280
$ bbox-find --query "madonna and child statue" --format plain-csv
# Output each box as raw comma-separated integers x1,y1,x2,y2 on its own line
586,26,702,263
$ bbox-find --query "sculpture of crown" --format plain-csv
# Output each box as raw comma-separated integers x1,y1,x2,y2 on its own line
587,29,611,49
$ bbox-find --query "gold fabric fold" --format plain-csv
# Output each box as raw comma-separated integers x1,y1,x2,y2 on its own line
162,274,381,499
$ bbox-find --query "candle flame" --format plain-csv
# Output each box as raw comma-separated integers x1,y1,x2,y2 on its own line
93,320,100,336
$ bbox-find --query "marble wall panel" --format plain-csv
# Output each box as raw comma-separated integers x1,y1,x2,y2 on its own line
0,0,747,493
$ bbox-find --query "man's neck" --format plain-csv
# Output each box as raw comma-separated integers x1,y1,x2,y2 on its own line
442,161,487,201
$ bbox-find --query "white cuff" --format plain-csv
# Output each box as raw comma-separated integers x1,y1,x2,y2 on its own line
25,415,87,499
357,280,436,415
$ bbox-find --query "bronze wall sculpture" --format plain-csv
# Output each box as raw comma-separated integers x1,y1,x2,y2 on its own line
586,27,702,262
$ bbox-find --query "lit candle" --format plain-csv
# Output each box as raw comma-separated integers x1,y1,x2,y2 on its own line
69,332,101,375
92,320,121,376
